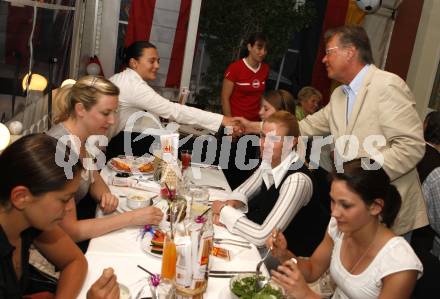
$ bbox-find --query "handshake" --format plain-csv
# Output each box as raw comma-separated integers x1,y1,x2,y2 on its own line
221,116,260,138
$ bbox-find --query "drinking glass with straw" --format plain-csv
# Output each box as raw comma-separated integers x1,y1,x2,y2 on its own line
161,183,177,282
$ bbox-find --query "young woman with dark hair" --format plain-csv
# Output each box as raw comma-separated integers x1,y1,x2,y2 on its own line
0,134,87,298
221,32,270,121
259,89,296,121
267,158,422,299
0,134,123,299
107,41,237,139
106,40,240,158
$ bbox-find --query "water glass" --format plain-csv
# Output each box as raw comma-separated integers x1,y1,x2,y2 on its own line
188,186,209,218
180,149,192,170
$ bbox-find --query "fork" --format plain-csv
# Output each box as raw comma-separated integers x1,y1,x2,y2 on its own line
255,247,272,291
256,247,271,274
213,240,252,249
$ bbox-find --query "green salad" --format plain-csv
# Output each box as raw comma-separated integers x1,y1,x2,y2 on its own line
231,275,284,299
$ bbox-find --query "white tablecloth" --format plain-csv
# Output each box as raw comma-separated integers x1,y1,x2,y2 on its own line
77,166,267,298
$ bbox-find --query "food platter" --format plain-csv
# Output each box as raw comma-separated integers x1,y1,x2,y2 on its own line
108,155,155,174
229,273,284,299
140,229,165,259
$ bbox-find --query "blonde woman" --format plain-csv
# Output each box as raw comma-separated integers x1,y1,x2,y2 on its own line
49,75,163,243
295,86,322,121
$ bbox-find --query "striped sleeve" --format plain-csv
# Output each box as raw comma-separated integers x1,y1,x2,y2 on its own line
230,172,313,247
219,168,264,228
233,167,264,199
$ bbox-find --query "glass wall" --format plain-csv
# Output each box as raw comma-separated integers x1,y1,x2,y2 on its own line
0,0,75,121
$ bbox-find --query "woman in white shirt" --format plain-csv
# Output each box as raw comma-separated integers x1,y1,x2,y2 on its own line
108,41,237,138
267,158,422,299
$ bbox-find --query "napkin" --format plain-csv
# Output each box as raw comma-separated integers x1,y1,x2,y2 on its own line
132,180,161,193
208,189,230,200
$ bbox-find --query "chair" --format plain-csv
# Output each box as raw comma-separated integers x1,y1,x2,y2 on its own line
411,225,440,298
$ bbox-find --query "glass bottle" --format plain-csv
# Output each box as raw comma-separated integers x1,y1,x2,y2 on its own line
161,231,177,282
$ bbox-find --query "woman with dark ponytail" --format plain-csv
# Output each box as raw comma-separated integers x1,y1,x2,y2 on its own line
0,134,123,298
0,134,87,298
221,32,269,121
107,41,238,141
266,158,423,299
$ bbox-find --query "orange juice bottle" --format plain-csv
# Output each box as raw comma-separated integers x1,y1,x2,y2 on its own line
161,233,177,281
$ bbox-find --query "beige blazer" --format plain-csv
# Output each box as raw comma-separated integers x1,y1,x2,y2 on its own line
300,65,428,235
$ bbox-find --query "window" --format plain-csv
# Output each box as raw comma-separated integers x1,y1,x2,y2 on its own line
114,0,131,73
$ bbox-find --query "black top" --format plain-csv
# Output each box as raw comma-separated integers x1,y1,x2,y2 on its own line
0,225,41,299
246,164,329,256
417,144,440,183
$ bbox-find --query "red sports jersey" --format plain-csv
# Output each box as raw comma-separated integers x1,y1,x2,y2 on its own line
225,59,269,121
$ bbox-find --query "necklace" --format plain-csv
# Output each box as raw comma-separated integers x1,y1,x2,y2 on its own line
346,224,380,274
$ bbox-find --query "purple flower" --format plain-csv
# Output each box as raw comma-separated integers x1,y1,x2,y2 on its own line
141,225,154,239
150,274,161,287
195,215,206,224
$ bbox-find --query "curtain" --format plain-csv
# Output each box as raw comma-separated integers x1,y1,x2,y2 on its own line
363,0,402,69
124,0,192,88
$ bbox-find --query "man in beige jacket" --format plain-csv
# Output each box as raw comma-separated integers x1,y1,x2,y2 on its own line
299,25,428,235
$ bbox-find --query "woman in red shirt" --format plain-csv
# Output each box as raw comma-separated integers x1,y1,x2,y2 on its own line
221,32,269,121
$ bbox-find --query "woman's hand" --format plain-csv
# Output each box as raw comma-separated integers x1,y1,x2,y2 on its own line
271,259,318,299
266,229,291,261
213,213,225,227
212,201,226,227
100,192,119,214
212,200,227,215
130,206,164,225
86,268,119,299
233,117,261,134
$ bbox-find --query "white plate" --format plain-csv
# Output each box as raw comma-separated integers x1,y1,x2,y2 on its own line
117,195,154,213
108,156,154,174
216,286,233,299
140,230,163,259
117,201,134,213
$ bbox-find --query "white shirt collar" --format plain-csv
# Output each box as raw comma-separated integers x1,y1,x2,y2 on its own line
342,64,370,96
261,151,300,189
242,58,261,73
126,67,144,82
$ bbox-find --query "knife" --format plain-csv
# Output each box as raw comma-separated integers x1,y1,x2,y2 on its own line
190,163,219,169
210,270,256,274
198,185,226,191
208,274,236,278
213,238,250,245
209,271,257,278
213,241,252,249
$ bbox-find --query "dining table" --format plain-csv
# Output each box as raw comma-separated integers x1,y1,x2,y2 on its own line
76,163,268,299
